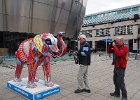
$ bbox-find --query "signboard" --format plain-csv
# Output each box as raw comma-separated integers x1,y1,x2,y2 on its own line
7,78,60,100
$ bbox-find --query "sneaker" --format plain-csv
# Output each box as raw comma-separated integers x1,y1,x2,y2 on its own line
110,92,120,97
74,89,84,93
83,89,91,93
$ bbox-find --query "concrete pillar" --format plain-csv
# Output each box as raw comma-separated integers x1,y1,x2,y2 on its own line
92,30,95,48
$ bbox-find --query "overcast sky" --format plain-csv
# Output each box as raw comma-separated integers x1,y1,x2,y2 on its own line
85,0,140,15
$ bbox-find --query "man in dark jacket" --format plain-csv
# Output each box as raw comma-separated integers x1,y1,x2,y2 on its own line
109,37,128,100
74,34,91,93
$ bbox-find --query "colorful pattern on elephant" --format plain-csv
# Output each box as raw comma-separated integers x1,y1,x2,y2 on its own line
14,32,67,88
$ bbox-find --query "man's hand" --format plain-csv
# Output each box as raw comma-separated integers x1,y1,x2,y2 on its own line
69,51,77,56
112,42,116,46
71,52,77,56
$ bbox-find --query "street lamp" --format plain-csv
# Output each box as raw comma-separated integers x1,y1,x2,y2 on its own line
75,0,80,38
106,35,108,59
74,0,80,50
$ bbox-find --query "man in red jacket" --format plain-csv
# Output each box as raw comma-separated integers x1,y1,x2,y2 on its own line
109,37,128,100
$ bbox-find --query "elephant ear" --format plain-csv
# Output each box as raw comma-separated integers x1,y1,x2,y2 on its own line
45,38,52,45
33,35,43,53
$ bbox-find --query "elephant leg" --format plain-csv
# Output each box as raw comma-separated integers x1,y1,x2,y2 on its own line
43,57,54,87
32,58,43,82
26,63,37,88
32,63,38,82
14,64,23,82
27,63,34,82
14,59,23,82
43,65,50,82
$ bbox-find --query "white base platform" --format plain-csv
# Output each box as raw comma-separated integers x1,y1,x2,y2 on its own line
7,78,60,100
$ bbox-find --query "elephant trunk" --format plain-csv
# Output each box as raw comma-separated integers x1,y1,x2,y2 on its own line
50,32,67,58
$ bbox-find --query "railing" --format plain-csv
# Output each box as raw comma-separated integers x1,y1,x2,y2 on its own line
0,56,16,61
0,53,73,62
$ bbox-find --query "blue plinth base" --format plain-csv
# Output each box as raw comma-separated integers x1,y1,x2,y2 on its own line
7,78,60,100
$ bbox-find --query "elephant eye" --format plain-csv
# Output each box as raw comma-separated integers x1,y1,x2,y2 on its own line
45,39,52,45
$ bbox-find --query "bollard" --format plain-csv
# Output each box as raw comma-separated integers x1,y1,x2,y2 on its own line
135,53,138,60
99,52,101,56
0,56,3,64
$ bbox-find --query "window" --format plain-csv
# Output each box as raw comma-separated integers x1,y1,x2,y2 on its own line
122,26,126,34
102,13,105,16
100,29,104,36
100,14,103,17
134,39,137,43
138,28,140,34
86,30,92,37
112,11,117,15
126,25,133,34
115,27,119,35
115,26,123,35
122,9,128,13
116,7,137,14
131,7,139,12
115,25,133,35
117,9,128,14
138,25,140,34
85,16,92,20
96,29,99,36
96,28,110,36
81,30,92,37
97,14,102,17
88,30,91,33
119,26,123,35
117,10,122,14
92,15,97,18
127,8,131,12
106,28,110,35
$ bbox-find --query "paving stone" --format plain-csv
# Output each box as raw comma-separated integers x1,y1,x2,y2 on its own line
88,93,108,100
65,93,85,100
45,93,63,100
7,96,26,100
60,89,73,96
131,90,140,100
81,97,96,100
0,54,140,100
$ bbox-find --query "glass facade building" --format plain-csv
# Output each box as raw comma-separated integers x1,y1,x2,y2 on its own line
83,4,140,26
81,4,140,52
0,0,87,39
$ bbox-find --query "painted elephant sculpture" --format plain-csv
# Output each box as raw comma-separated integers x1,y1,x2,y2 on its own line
14,32,67,88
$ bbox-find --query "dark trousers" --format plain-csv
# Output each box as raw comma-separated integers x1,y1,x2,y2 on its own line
113,67,127,98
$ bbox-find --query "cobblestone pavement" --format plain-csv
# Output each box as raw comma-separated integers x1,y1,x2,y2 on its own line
0,54,140,100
